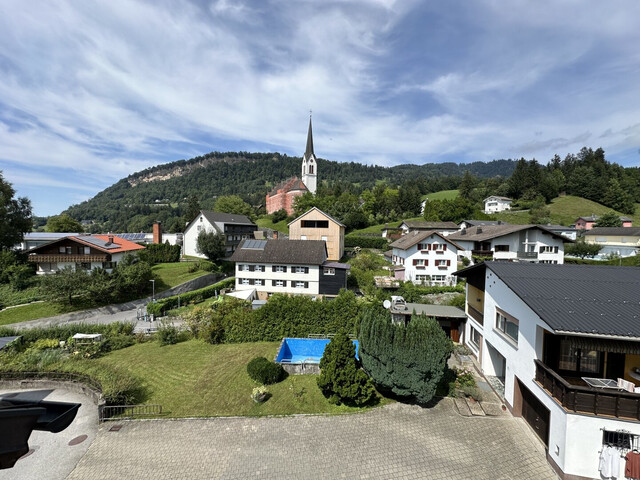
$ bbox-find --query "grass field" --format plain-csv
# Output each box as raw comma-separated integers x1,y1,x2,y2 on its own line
494,195,640,226
96,340,389,417
422,189,459,201
256,217,289,234
151,262,210,292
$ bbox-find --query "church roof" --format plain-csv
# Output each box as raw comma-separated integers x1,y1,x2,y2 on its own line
305,115,314,158
268,176,309,197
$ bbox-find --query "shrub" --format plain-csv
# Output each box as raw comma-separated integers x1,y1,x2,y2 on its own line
344,235,389,249
246,356,285,385
0,322,135,344
317,331,375,406
102,334,136,352
137,243,181,264
31,338,60,350
157,323,179,346
359,305,453,404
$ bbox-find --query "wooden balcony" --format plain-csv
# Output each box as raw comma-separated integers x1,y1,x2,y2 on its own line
27,254,108,263
535,360,640,420
466,304,484,325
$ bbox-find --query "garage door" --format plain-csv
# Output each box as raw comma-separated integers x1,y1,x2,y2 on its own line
519,380,550,448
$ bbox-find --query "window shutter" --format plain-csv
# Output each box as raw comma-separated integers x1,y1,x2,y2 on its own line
443,244,447,250
249,265,254,272
282,281,287,287
304,282,308,288
427,244,431,250
539,246,544,253
425,260,429,266
413,259,418,265
283,266,287,273
272,280,276,286
554,246,558,253
447,260,451,266
272,266,276,272
305,267,309,273
249,279,254,285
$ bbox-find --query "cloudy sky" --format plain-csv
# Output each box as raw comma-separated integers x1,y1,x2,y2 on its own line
1,0,639,216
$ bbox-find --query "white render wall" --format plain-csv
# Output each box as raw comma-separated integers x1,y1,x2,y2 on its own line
34,251,131,275
235,262,320,295
484,197,512,214
391,237,459,285
475,270,640,479
183,215,216,258
456,230,565,264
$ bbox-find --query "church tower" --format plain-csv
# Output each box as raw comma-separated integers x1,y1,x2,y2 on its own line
301,115,317,194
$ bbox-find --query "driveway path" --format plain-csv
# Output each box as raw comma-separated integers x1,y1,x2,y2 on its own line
67,400,557,480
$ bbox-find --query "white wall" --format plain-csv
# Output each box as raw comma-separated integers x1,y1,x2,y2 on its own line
183,214,216,258
478,270,640,478
391,237,459,285
456,230,565,264
484,198,511,214
235,263,320,295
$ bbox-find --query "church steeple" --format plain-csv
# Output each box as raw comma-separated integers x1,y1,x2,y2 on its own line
301,112,317,194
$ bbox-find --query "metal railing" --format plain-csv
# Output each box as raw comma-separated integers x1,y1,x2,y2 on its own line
466,305,484,325
99,404,163,422
517,251,538,260
534,360,640,420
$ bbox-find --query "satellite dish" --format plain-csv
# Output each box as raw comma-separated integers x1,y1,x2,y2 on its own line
383,300,391,309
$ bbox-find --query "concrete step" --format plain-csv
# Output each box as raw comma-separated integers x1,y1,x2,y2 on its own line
454,397,472,416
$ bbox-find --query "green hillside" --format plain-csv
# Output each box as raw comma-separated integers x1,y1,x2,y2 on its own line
422,189,459,201
494,196,640,226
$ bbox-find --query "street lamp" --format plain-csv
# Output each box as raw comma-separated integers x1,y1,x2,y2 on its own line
150,279,155,303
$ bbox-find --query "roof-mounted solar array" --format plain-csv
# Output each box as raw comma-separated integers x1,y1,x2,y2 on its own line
242,239,267,250
116,233,148,241
80,236,120,250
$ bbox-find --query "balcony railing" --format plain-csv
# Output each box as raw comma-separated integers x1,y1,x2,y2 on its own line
535,360,640,420
517,251,538,260
471,250,493,258
28,254,109,263
466,304,484,325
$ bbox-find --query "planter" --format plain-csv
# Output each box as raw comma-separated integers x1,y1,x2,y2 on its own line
252,394,267,403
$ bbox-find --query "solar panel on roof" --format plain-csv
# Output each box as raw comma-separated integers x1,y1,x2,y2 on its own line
243,239,266,250
81,236,119,249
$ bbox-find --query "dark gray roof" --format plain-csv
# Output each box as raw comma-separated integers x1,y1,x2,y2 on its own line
584,227,640,237
322,261,350,270
400,221,459,230
541,224,576,232
200,210,255,227
305,115,314,157
458,262,640,338
448,224,569,243
78,235,120,250
459,220,508,227
389,230,464,251
229,239,327,265
0,336,21,351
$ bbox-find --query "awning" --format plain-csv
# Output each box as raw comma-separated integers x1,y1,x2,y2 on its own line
566,336,640,355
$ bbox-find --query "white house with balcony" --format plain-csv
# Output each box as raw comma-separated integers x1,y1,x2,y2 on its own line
183,210,257,258
448,224,568,264
389,230,463,285
483,196,513,214
455,262,640,480
229,239,349,299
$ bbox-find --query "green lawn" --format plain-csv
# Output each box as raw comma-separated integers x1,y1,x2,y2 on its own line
350,216,424,235
256,217,289,234
422,189,459,201
0,301,84,326
151,262,210,293
494,195,640,226
96,340,389,417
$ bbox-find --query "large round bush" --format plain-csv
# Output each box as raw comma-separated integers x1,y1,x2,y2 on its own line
246,357,285,385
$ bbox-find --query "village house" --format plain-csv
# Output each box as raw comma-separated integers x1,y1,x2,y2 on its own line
483,195,512,214
574,215,633,230
288,207,345,261
455,261,640,480
229,239,349,299
183,211,257,258
397,220,459,236
25,234,145,274
389,230,462,286
583,226,640,258
447,224,567,264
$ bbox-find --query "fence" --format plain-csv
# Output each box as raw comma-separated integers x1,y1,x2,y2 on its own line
99,404,163,422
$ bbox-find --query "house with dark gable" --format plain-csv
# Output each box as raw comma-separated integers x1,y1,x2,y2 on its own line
229,239,349,299
455,262,640,479
183,210,257,258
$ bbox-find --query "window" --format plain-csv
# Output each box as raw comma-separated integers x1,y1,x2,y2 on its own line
272,265,286,273
197,225,202,232
323,267,335,275
227,235,233,241
558,340,601,374
255,265,265,272
469,326,482,348
76,262,91,271
309,165,314,174
59,246,66,254
294,281,308,288
495,310,518,344
102,261,115,269
240,264,250,272
84,247,90,255
494,245,509,252
431,275,446,283
301,220,329,228
433,243,447,252
412,259,427,268
293,266,309,274
415,274,430,283
241,278,251,285
254,279,264,286
539,246,559,253
435,259,450,268
272,280,286,287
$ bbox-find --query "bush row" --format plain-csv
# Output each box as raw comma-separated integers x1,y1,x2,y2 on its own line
344,235,389,249
137,243,181,264
146,277,235,316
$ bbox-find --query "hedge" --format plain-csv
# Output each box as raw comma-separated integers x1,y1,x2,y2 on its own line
344,235,389,249
137,243,181,264
147,277,235,316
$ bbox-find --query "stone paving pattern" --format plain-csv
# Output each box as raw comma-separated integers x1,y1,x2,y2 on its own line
67,400,558,480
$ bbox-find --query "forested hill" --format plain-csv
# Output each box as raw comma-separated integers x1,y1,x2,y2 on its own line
63,151,517,232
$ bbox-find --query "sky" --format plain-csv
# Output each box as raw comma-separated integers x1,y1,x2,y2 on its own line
1,1,640,216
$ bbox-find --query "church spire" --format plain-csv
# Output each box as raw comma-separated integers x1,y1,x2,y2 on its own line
305,113,314,158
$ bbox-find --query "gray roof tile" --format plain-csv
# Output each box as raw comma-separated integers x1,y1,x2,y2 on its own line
229,239,327,265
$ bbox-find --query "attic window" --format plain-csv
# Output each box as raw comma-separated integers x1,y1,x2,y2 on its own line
200,217,203,222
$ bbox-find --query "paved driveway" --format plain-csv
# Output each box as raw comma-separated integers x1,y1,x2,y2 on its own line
67,400,557,480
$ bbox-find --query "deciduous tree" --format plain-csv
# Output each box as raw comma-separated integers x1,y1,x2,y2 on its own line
196,230,225,262
45,214,84,233
0,172,32,250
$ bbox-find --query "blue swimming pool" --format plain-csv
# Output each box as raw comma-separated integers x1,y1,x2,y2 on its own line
275,338,359,365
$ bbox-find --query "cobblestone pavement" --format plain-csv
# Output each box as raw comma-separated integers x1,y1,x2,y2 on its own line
67,400,558,480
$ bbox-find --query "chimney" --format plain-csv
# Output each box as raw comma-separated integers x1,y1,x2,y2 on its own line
461,228,466,235
497,220,502,225
476,227,483,234
107,234,114,245
153,222,163,244
273,230,278,240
